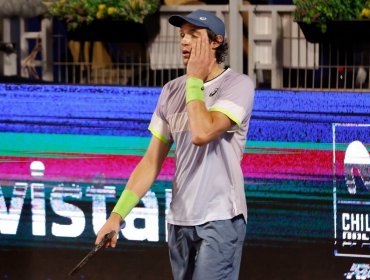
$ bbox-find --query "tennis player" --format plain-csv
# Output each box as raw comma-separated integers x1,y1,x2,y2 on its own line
96,9,255,280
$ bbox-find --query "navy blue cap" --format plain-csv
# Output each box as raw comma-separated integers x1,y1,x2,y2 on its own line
169,9,225,38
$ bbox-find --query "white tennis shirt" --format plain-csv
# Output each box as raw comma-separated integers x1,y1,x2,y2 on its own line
149,68,255,226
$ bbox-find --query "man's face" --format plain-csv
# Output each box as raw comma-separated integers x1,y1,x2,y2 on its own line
179,23,210,66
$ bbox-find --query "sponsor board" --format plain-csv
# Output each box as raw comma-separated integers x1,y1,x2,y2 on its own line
333,123,370,258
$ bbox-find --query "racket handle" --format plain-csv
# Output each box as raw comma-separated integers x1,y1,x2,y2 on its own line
120,220,126,230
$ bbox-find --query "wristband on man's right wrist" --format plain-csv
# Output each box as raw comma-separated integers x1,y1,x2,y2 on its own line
112,189,140,220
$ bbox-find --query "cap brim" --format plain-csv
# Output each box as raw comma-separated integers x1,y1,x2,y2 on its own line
169,15,209,29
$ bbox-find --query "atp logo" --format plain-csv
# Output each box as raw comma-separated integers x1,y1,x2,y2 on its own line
344,263,370,279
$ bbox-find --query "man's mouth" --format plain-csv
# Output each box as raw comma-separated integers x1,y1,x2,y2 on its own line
182,50,190,58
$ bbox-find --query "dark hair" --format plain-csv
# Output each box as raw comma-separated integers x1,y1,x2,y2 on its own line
207,29,228,64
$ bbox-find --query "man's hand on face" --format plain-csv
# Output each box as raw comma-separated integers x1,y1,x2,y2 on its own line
186,29,216,81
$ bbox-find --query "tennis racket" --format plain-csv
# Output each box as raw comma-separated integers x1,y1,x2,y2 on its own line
68,222,126,277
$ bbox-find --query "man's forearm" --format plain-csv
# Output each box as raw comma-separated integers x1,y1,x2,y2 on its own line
111,136,170,220
112,156,160,219
185,77,232,145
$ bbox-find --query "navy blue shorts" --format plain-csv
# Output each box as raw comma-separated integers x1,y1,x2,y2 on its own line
167,215,246,280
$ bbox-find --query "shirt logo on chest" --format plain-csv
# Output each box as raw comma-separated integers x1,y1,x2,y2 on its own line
209,88,219,97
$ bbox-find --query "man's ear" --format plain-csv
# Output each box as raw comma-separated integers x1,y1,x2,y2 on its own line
211,35,223,49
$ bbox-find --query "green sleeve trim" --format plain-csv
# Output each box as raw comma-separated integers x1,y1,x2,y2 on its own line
209,108,241,126
186,77,205,104
148,126,170,144
112,189,140,220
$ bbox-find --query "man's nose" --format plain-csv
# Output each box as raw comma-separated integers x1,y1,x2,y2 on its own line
181,35,191,45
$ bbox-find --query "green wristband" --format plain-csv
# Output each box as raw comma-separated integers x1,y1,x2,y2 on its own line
186,77,205,104
112,189,140,220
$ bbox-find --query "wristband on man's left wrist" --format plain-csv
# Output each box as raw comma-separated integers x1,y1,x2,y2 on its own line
186,77,204,104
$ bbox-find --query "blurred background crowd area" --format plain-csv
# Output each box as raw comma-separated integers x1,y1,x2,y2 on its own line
0,0,369,91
